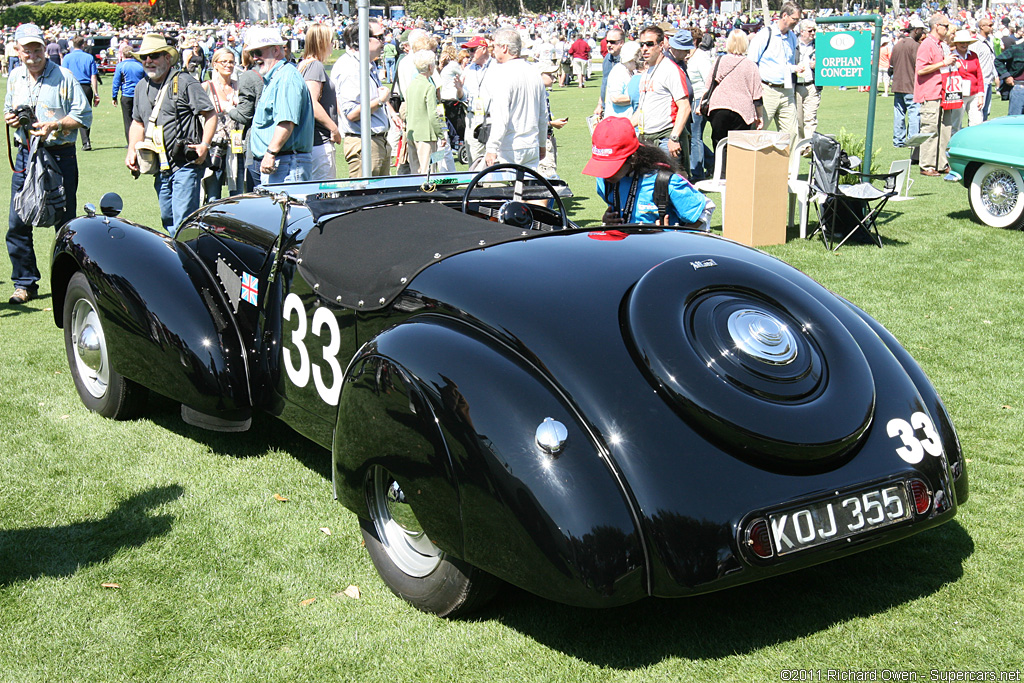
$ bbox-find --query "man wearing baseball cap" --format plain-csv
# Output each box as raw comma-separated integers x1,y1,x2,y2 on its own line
583,117,713,229
4,23,92,304
461,35,492,165
245,27,314,184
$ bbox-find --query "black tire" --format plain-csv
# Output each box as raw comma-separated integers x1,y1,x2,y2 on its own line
63,271,148,419
457,142,470,166
361,466,498,617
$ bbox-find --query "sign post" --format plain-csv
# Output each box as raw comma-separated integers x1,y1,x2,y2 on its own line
814,15,882,178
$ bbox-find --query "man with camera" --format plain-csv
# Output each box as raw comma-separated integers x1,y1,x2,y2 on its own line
125,34,216,236
4,23,92,305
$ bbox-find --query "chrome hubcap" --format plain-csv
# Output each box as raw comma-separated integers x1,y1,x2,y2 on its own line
981,170,1019,218
370,467,442,577
70,299,109,399
727,309,798,365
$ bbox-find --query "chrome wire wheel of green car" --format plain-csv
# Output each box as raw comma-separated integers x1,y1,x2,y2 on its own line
969,163,1024,229
361,465,499,617
63,272,147,420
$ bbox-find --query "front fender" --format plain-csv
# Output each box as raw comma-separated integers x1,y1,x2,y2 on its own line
51,216,251,419
333,316,648,607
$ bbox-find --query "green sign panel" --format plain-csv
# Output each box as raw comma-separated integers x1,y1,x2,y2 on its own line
814,30,873,86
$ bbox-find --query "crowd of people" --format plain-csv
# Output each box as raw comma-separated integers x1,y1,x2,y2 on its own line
6,3,1024,304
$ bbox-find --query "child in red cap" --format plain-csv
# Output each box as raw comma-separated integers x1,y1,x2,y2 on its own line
583,117,714,229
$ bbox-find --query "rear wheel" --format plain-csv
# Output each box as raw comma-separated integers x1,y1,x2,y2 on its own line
968,163,1024,229
63,272,147,419
361,466,497,617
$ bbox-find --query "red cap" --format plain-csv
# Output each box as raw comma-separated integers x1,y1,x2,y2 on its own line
463,36,489,49
582,117,639,178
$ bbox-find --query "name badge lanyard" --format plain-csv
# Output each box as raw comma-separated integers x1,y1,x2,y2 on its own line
609,172,642,223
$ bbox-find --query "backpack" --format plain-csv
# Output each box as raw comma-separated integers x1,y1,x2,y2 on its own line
12,136,66,228
652,167,674,225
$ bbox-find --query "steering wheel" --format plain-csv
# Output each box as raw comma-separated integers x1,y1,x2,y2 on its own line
460,163,569,231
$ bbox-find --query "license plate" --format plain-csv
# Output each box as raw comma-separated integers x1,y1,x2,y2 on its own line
768,483,912,556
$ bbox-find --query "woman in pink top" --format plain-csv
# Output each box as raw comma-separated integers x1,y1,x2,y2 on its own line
706,30,766,150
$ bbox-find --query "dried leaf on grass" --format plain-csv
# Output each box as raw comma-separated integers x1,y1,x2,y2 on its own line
319,527,331,535
342,585,361,599
273,494,289,502
101,583,121,589
300,597,316,607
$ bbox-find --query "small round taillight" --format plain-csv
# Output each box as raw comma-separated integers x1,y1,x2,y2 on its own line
908,479,931,515
745,519,774,559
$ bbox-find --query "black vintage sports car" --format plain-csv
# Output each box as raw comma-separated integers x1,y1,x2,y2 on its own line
51,167,968,617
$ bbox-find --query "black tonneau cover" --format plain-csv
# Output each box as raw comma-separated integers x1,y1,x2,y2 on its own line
297,202,541,310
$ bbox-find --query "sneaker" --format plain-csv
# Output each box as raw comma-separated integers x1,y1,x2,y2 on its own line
944,171,962,182
8,287,35,304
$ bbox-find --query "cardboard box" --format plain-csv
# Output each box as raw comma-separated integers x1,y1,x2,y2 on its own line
723,130,790,246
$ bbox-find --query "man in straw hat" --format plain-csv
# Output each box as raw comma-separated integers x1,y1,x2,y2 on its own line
125,33,216,235
4,22,92,304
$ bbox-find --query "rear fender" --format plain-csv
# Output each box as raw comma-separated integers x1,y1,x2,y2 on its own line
333,316,648,607
845,301,968,505
51,217,251,420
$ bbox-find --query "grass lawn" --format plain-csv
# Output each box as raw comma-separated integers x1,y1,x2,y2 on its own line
2,68,1023,682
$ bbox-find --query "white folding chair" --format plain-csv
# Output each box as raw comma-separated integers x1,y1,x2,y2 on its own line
788,137,814,238
694,137,729,199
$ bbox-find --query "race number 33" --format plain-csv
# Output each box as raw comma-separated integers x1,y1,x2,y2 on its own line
886,411,942,464
282,292,343,405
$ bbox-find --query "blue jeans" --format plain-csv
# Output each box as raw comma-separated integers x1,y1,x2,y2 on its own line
154,164,202,236
384,56,396,83
689,112,714,182
893,93,920,147
1009,83,1024,116
983,84,993,121
7,144,78,290
259,152,313,186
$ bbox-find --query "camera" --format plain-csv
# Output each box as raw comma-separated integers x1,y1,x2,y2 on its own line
170,139,200,165
207,135,229,171
13,104,36,130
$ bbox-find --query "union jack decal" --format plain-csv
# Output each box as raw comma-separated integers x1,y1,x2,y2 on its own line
240,272,259,305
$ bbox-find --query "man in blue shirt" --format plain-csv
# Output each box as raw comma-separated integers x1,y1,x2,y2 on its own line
61,35,100,150
246,27,314,185
111,45,144,146
4,23,92,304
747,1,803,148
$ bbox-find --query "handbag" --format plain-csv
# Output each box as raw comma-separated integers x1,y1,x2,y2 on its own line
699,56,741,118
135,76,173,175
698,57,722,118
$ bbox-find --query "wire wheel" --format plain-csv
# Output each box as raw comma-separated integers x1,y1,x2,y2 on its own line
969,163,1024,229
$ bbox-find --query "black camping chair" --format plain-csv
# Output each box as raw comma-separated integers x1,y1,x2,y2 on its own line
807,132,901,251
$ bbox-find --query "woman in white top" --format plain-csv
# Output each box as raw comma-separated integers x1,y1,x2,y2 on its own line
604,41,642,120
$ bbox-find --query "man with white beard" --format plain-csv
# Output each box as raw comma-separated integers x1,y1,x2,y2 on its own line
126,33,215,236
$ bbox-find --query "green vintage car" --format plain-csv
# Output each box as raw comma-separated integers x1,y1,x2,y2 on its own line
947,115,1024,230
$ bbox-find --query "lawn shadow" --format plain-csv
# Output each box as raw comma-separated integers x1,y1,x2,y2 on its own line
144,394,332,481
0,484,184,587
487,520,973,668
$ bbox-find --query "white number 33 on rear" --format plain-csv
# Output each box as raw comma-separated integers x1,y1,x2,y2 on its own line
886,411,943,464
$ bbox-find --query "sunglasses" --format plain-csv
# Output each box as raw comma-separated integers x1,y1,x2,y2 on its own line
140,53,165,62
639,40,659,48
607,39,623,44
370,33,385,41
